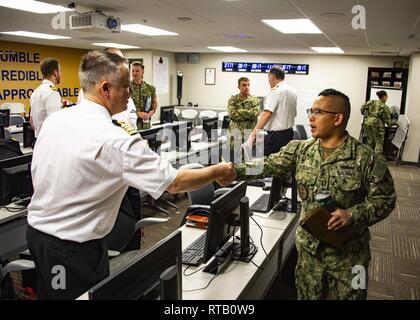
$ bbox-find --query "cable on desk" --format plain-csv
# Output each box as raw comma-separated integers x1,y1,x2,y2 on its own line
183,264,207,277
182,272,218,292
250,215,268,257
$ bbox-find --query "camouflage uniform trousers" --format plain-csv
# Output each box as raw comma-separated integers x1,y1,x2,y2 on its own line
295,244,370,300
363,122,385,158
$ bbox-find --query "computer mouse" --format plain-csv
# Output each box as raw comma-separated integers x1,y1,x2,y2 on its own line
262,185,271,191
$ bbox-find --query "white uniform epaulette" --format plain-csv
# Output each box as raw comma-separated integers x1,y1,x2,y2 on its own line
49,84,58,92
112,119,138,136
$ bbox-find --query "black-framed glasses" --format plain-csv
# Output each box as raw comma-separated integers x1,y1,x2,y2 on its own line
306,108,340,117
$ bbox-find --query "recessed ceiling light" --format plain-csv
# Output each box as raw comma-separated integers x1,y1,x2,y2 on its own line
0,0,72,14
320,12,345,18
92,43,140,49
311,47,344,54
262,19,322,34
1,31,71,40
121,24,178,36
207,46,247,52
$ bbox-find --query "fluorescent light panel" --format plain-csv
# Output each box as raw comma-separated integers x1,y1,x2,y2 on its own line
208,46,247,52
121,24,178,36
0,0,72,14
1,31,71,40
262,19,322,34
92,43,140,49
311,47,344,53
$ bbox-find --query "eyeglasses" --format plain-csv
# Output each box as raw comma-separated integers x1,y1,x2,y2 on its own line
306,108,340,117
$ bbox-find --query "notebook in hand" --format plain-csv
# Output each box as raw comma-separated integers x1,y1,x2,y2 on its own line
300,206,350,248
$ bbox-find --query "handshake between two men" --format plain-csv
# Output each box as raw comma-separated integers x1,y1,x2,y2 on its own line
166,162,238,195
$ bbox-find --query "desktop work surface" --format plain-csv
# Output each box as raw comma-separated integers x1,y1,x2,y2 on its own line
78,186,299,300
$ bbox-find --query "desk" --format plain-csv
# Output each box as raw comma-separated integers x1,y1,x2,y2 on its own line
181,186,299,300
78,185,299,300
0,203,28,261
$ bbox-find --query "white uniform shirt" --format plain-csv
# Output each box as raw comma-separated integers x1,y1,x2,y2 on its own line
112,97,137,128
263,82,297,131
28,99,178,242
30,79,62,137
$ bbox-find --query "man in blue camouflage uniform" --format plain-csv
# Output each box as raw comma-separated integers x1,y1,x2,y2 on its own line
233,89,396,299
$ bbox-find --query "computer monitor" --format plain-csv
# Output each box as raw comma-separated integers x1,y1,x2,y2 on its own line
0,109,10,128
0,154,33,206
23,122,36,148
202,117,218,142
160,106,175,124
171,121,193,152
89,230,182,300
0,109,10,139
267,177,287,210
202,181,247,263
139,126,163,153
221,115,230,131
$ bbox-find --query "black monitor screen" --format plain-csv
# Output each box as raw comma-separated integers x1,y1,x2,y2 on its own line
0,109,10,128
268,177,286,210
202,117,218,142
139,127,163,153
23,122,35,148
160,106,174,124
203,181,247,263
89,230,182,300
0,154,33,206
222,115,230,131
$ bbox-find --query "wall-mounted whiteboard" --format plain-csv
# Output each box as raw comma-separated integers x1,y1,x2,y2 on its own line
370,86,402,111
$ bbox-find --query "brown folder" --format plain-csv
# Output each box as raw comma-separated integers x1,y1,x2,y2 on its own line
300,206,350,248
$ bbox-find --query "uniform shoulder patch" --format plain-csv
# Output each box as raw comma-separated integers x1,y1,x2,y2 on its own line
112,120,138,136
372,158,387,181
49,85,58,92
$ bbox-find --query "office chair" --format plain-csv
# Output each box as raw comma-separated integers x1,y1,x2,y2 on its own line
9,115,25,126
178,163,231,227
199,110,217,120
0,259,35,298
295,125,308,140
105,207,169,255
174,108,181,118
10,103,25,116
293,129,300,140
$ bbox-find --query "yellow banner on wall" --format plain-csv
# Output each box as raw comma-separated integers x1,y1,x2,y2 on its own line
0,41,88,113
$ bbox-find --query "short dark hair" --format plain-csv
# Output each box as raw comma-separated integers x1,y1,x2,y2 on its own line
238,77,249,86
40,58,59,77
131,61,144,70
318,88,351,127
376,90,387,99
269,66,285,80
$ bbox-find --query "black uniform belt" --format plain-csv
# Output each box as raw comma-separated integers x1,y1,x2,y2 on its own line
267,127,293,134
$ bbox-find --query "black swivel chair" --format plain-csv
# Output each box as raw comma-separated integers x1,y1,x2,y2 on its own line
295,125,308,140
178,163,231,227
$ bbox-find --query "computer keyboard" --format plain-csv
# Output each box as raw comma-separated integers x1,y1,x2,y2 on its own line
182,232,207,266
250,194,271,213
247,180,265,188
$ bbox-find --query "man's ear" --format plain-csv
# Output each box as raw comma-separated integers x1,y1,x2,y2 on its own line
100,81,111,96
334,113,345,127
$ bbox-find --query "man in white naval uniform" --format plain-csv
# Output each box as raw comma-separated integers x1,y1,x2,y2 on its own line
29,58,62,138
26,50,236,299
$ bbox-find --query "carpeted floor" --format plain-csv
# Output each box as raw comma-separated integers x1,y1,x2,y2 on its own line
368,163,420,300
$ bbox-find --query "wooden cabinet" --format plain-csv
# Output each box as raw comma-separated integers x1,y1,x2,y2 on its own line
366,67,409,113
